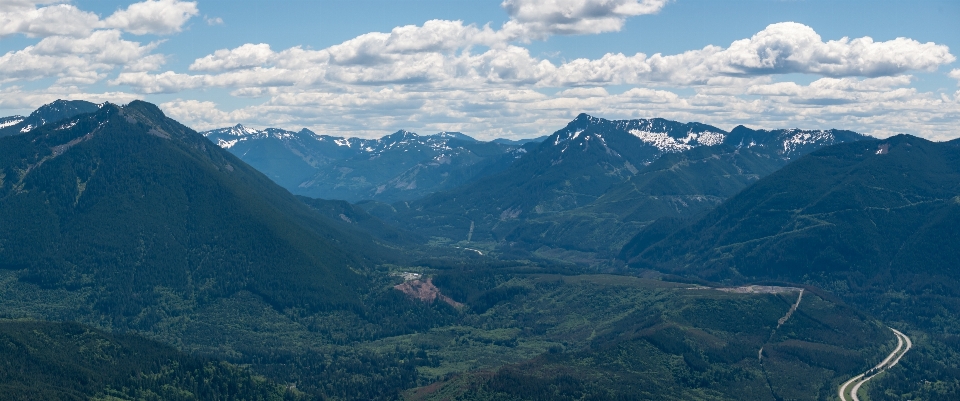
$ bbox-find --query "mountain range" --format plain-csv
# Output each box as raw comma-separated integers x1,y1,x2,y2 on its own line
203,125,537,202
201,114,865,259
358,114,867,263
1,99,957,400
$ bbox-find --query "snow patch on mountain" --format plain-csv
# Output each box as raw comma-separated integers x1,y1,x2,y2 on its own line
221,124,260,137
56,120,78,131
691,131,726,146
629,129,726,152
217,138,240,148
629,130,693,152
0,117,24,129
554,129,584,145
781,129,835,154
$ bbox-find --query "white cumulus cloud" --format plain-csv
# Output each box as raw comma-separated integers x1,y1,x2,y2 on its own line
104,0,199,35
0,0,201,87
147,21,953,95
2,0,199,38
950,69,960,85
0,2,101,38
704,22,955,77
190,43,275,72
151,74,960,141
500,0,669,39
0,30,161,84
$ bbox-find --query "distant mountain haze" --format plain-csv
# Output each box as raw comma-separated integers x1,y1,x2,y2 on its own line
203,125,539,202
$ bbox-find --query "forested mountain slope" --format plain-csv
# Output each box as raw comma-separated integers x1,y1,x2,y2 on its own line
623,134,960,288
620,134,960,398
0,101,379,323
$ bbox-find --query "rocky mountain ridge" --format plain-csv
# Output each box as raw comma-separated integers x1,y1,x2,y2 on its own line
0,99,101,137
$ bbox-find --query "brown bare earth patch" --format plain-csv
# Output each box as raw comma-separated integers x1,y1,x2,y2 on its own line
394,278,464,308
709,285,803,294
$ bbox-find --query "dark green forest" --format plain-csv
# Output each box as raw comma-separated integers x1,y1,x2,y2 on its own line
0,320,300,401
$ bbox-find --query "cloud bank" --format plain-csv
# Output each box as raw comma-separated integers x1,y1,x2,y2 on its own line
0,0,957,141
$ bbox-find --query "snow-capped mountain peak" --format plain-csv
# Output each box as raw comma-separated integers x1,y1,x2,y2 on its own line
0,99,100,137
547,114,728,157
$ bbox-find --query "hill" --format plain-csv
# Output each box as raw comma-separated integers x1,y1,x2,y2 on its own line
299,131,530,202
588,125,868,224
3,102,939,399
297,195,423,247
492,146,775,261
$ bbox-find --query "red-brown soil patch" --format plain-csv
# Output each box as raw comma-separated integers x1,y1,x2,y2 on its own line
394,277,464,308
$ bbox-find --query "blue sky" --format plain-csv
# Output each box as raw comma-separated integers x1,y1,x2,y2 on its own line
1,0,958,139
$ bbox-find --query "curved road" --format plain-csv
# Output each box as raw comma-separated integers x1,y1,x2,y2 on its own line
838,328,912,401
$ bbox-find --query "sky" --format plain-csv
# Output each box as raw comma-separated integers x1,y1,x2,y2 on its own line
1,0,959,140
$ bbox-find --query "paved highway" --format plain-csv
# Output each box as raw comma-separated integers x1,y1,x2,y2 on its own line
838,328,912,401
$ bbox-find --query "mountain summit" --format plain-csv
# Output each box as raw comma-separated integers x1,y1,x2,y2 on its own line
0,100,372,321
404,114,729,221
0,99,100,137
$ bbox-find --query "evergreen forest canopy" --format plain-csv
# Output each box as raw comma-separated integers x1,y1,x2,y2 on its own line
0,99,956,400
